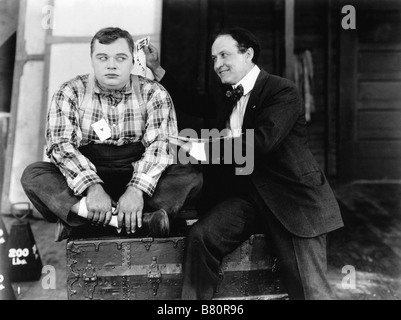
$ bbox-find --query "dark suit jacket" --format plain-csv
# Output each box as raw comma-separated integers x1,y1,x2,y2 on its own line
161,69,343,238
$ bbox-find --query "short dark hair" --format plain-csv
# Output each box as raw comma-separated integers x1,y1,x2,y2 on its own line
90,27,134,55
213,27,260,64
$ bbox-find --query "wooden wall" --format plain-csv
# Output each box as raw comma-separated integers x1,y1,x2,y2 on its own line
294,0,338,176
339,0,401,180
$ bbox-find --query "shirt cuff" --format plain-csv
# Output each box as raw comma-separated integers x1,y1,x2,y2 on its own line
70,171,104,196
128,173,158,197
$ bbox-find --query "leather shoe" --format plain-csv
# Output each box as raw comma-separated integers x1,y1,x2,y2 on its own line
55,219,73,242
142,209,170,238
55,219,117,241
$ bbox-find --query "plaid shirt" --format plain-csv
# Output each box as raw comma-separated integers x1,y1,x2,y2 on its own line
46,74,178,197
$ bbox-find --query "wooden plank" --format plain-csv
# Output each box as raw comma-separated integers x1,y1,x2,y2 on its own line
46,34,157,45
358,73,401,81
357,101,401,111
359,43,401,51
36,0,54,161
325,0,335,177
0,113,10,202
284,0,294,81
359,81,401,100
357,111,401,139
353,0,401,11
26,54,45,61
358,51,401,73
356,159,401,180
338,24,357,181
357,141,401,158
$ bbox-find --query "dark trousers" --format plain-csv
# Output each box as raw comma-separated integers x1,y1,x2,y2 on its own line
20,144,203,227
181,175,334,300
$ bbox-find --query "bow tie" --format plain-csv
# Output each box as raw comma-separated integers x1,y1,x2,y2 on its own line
99,91,124,100
96,81,127,101
98,88,125,105
225,84,244,103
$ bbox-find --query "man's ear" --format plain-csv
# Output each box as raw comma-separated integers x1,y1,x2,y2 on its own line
91,55,95,69
246,48,254,62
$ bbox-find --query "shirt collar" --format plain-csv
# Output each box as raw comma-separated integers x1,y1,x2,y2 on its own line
93,75,133,95
232,65,261,96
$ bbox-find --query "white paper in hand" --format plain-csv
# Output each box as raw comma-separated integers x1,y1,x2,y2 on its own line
78,198,120,231
189,142,207,161
133,36,150,77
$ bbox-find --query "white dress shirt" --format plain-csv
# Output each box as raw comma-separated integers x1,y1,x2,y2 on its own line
228,65,261,137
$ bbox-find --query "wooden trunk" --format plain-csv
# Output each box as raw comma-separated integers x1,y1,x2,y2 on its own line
66,234,287,300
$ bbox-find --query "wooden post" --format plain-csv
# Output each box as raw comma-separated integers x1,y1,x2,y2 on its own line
325,0,333,177
0,112,10,202
338,11,357,181
284,0,294,81
37,0,54,160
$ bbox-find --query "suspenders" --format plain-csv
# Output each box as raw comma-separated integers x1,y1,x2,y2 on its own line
79,74,147,122
132,75,147,122
78,73,95,118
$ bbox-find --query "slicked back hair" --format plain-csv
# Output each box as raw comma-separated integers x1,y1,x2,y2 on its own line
213,27,260,64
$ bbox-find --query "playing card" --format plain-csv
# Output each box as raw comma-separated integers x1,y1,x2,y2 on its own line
133,36,150,77
91,118,111,141
135,36,150,53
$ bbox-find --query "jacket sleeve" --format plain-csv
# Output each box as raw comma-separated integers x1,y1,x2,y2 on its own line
248,83,303,157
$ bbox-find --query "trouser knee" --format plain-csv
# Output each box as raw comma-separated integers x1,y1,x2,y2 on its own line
186,221,208,247
187,166,203,196
20,162,46,191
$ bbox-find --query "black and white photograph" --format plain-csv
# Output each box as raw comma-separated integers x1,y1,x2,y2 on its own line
0,0,400,305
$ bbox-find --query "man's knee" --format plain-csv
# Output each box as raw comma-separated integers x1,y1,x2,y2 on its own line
187,221,204,243
168,164,203,193
21,162,53,190
188,166,203,191
176,164,202,181
187,219,215,248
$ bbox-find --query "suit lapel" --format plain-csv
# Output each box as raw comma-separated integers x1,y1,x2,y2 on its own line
242,70,270,130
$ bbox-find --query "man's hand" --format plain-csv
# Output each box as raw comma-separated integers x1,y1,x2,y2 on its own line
115,186,144,234
144,43,165,81
86,184,113,227
169,138,192,155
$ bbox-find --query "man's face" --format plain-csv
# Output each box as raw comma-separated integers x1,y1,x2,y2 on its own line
211,35,254,85
91,38,134,90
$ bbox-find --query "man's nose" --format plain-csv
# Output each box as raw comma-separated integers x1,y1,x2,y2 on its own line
107,58,117,69
214,58,223,70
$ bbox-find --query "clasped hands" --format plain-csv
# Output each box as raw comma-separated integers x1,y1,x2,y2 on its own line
85,184,143,234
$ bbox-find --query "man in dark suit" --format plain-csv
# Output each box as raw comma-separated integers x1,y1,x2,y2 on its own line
146,27,344,300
